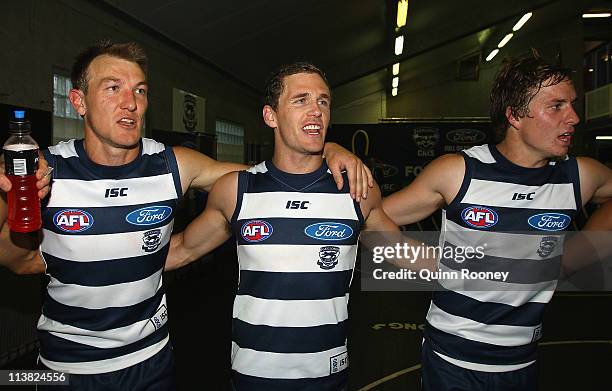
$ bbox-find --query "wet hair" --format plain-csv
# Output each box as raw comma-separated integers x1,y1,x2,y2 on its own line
263,62,330,110
490,52,573,140
70,40,148,93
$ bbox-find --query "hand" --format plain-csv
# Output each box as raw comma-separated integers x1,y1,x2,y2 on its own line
0,152,52,200
323,142,373,202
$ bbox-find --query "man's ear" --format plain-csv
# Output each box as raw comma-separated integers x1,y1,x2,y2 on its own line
263,105,277,129
69,89,87,117
506,107,521,131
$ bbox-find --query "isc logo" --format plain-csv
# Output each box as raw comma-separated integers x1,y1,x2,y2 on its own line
461,206,498,228
285,200,310,209
512,192,535,200
105,187,128,198
241,220,273,242
53,209,94,232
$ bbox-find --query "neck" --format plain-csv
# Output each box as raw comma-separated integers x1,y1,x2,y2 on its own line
83,135,140,166
271,148,323,174
496,138,549,168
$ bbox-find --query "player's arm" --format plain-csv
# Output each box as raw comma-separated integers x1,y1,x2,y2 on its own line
383,154,464,225
323,142,373,202
577,157,612,205
165,171,238,271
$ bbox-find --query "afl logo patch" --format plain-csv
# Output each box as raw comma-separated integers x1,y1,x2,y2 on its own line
53,209,94,233
461,206,498,228
527,213,571,231
241,220,273,242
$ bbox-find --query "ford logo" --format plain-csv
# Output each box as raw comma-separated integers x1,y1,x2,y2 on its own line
446,129,486,144
126,206,173,226
304,222,353,241
527,213,571,231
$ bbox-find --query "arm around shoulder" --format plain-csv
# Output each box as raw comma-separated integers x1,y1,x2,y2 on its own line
382,153,464,226
577,157,612,205
173,146,248,194
166,171,238,270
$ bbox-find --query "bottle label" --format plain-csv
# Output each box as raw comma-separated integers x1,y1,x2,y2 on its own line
3,148,39,176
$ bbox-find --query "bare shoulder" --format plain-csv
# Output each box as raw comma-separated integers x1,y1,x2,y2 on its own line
576,156,612,204
208,171,240,219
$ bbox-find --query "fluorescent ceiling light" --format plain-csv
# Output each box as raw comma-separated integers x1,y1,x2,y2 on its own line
392,87,398,96
582,13,611,18
392,77,399,88
513,12,532,31
397,0,408,28
392,63,400,76
497,33,513,48
596,136,612,140
395,35,404,55
486,49,500,62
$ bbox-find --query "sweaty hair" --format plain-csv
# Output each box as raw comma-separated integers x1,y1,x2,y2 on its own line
263,62,330,110
70,40,148,93
490,52,573,140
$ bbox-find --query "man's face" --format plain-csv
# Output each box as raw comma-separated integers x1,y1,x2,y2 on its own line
268,72,331,155
513,79,579,160
77,55,148,149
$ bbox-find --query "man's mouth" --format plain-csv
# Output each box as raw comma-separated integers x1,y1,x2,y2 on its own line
117,118,137,128
303,124,321,136
558,132,572,143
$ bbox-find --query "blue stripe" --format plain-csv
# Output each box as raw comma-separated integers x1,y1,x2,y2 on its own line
38,326,168,363
432,290,546,327
42,202,176,236
43,249,166,286
439,248,561,284
446,205,576,232
424,322,538,366
233,319,347,354
238,270,351,300
231,370,348,390
41,288,165,331
235,218,360,246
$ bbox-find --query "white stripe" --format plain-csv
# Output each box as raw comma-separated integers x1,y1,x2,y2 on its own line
463,145,495,163
47,174,178,208
238,244,356,272
41,221,173,262
437,262,556,306
39,335,169,374
238,192,357,220
233,294,349,327
426,301,540,346
433,351,535,372
231,341,346,379
444,219,564,260
246,161,268,174
47,269,163,309
37,294,166,348
461,179,576,210
48,139,78,158
141,138,165,155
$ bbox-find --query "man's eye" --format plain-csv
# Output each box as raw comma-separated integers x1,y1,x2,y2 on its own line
108,85,119,91
135,88,147,95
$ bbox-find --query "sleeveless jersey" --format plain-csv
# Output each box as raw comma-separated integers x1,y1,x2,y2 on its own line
37,138,182,374
230,160,364,390
425,144,581,372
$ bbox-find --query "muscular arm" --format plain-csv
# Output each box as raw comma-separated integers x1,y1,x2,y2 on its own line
577,157,612,205
165,172,237,270
382,154,464,225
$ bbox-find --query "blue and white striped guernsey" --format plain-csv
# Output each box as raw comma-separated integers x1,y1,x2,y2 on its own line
230,160,364,390
37,138,181,374
425,144,581,372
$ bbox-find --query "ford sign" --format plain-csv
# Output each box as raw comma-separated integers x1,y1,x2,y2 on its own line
305,222,353,241
527,213,571,231
126,206,173,226
446,129,486,145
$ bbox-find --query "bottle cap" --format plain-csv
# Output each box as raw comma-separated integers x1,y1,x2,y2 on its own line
9,110,31,134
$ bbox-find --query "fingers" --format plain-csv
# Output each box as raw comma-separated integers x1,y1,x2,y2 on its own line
0,175,11,192
355,160,363,202
361,164,373,200
36,167,53,199
330,163,345,194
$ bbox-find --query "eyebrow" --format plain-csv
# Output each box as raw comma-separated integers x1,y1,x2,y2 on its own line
290,92,330,100
99,77,148,86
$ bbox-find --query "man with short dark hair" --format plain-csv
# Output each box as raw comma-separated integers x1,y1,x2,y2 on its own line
166,62,399,390
383,54,612,390
0,41,372,390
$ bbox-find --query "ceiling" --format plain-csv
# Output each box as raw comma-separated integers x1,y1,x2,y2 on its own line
101,0,611,94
